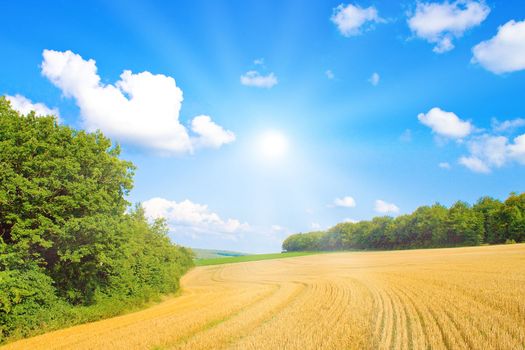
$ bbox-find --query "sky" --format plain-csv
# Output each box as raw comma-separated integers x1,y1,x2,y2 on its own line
1,0,525,253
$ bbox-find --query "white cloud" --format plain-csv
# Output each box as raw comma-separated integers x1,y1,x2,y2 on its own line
374,200,399,214
41,49,234,154
343,218,358,223
508,134,525,165
407,0,490,53
458,136,495,173
240,70,278,88
467,135,508,168
459,156,490,173
333,196,357,208
331,3,384,37
5,94,59,118
142,197,249,238
311,222,322,230
369,72,380,86
271,225,285,232
418,107,473,138
491,118,525,133
457,133,525,172
254,58,264,65
472,20,525,73
419,109,525,173
325,70,335,79
190,115,235,149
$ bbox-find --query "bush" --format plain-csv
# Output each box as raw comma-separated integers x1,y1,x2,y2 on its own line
0,266,58,339
0,97,194,343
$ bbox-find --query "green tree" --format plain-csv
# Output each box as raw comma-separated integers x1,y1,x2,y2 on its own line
407,204,448,247
0,97,193,341
473,197,504,244
283,194,523,252
446,201,484,246
0,97,134,303
500,193,525,243
330,222,355,250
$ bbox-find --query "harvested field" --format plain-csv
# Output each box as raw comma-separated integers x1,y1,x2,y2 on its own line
3,244,525,350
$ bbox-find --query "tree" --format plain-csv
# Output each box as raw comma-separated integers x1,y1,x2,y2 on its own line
473,197,504,244
407,204,448,247
500,193,525,243
330,222,355,250
446,201,484,246
282,194,523,252
0,96,134,303
0,97,193,341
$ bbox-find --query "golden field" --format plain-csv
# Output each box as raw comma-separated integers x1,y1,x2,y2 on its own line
3,244,525,350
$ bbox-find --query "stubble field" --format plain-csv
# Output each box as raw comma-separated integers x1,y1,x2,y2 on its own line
3,244,524,349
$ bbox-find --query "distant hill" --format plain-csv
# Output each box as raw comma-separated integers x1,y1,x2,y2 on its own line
191,248,249,260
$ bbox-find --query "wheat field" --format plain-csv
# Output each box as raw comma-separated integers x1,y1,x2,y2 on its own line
3,244,525,350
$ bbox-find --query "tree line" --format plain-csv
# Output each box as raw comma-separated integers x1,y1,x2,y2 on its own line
283,194,525,252
0,97,194,342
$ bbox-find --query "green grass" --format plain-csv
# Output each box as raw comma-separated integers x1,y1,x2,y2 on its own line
191,248,247,260
194,251,320,266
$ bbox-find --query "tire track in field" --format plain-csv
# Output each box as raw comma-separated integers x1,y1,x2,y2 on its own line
386,274,466,350
168,282,308,350
390,272,523,348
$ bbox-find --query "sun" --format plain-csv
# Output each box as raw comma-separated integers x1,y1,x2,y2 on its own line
258,130,289,160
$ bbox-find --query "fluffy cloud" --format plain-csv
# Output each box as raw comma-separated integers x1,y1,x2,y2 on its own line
271,225,285,232
331,3,383,37
468,135,508,167
142,197,249,238
472,20,525,74
508,134,525,164
457,135,507,173
41,49,234,154
5,94,59,118
419,108,525,173
240,70,278,88
458,156,490,173
457,133,525,173
190,115,235,149
333,196,357,208
369,72,380,86
492,118,525,133
343,218,358,223
418,107,473,139
407,0,490,53
374,200,399,214
311,222,322,230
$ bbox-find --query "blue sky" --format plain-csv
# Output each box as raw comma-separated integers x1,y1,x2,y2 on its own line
1,0,525,252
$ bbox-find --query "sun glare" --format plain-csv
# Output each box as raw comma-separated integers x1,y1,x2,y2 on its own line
258,130,289,161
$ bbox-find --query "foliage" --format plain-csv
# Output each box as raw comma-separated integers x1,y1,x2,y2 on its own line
0,97,194,342
283,193,525,252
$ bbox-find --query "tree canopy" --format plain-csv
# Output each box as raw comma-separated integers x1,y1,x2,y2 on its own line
283,194,525,252
0,97,193,341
